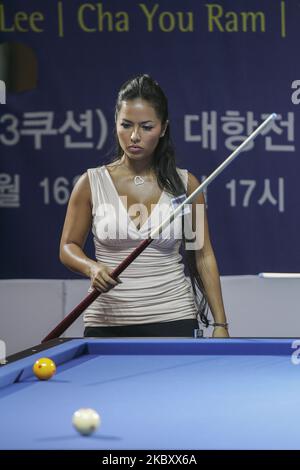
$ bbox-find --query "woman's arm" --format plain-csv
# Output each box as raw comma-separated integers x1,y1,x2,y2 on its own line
187,172,229,338
59,173,95,277
59,173,120,292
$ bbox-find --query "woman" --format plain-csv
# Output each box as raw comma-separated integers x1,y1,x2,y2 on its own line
60,75,229,338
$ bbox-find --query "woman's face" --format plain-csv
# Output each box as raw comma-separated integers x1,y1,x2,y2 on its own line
116,98,167,162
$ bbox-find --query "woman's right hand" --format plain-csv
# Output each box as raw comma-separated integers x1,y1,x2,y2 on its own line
89,262,122,293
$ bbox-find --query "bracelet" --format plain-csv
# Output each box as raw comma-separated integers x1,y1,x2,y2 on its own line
212,322,229,329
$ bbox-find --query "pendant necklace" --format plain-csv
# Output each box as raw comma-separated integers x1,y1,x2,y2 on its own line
134,175,145,186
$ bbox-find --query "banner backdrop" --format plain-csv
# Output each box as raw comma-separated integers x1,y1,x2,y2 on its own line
0,0,299,278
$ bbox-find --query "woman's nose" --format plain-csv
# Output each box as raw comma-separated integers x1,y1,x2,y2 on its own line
131,128,141,143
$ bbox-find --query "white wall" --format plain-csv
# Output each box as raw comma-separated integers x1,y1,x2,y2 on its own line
1,276,300,355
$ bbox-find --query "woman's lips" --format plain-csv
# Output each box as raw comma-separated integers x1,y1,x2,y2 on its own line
128,146,143,153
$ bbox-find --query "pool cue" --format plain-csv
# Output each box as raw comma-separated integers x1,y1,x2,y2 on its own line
41,113,277,343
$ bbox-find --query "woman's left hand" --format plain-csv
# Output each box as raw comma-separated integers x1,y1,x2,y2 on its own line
212,326,230,338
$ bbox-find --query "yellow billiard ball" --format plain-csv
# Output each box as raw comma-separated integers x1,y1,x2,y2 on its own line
33,357,56,380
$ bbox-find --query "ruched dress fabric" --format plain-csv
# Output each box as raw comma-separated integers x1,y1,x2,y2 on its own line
83,166,198,327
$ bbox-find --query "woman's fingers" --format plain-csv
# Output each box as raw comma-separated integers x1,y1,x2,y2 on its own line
93,272,122,292
93,280,109,292
103,272,118,286
103,271,123,286
90,264,122,293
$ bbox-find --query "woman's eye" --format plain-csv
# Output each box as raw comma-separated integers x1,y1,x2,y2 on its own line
121,123,153,131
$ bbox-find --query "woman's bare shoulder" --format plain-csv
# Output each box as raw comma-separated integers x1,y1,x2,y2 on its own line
71,172,91,203
187,171,205,203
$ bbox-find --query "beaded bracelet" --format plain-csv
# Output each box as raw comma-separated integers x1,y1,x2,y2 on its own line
212,322,229,329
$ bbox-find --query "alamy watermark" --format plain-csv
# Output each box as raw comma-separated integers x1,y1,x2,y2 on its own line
291,80,300,105
93,198,205,250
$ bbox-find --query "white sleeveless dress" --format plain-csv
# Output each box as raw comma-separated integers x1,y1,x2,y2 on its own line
83,165,198,327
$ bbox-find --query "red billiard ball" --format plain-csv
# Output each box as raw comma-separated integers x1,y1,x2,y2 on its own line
33,357,56,380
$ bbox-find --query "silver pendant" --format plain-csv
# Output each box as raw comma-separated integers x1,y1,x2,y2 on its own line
134,175,145,185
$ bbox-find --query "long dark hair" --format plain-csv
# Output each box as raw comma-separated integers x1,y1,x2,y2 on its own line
112,74,209,327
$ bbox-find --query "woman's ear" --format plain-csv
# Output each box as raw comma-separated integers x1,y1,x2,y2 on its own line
160,120,169,137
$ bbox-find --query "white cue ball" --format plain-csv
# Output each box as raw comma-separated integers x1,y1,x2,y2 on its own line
72,408,101,436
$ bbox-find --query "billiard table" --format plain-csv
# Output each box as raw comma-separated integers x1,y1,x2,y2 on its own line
0,338,299,450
